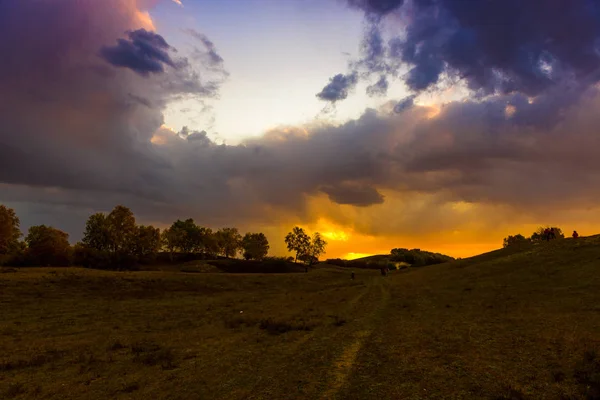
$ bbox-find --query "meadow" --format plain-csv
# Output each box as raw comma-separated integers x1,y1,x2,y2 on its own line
2,236,600,399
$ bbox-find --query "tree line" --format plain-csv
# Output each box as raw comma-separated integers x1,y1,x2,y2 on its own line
0,204,327,269
503,226,565,249
326,247,455,270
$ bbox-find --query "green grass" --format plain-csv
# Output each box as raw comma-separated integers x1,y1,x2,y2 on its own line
2,236,600,399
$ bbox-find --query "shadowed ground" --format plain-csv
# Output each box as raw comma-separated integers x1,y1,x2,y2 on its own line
2,236,600,399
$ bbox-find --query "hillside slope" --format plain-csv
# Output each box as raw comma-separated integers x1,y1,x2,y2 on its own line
339,235,600,399
1,236,600,399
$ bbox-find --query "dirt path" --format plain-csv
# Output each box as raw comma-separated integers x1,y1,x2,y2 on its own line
320,277,391,400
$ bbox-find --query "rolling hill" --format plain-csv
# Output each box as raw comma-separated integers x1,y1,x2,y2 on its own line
1,236,600,399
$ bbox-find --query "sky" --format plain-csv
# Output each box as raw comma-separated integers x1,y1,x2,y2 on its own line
3,0,600,260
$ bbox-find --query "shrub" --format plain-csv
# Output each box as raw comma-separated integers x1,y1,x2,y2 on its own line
503,234,531,249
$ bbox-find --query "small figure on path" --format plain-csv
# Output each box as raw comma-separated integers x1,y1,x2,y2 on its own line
573,230,579,239
351,271,355,280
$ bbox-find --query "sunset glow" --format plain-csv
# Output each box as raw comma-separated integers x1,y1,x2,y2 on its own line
4,0,600,262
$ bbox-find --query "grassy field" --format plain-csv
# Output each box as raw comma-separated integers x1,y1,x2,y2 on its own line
2,237,600,399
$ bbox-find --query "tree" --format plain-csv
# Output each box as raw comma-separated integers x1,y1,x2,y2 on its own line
285,226,311,263
503,234,530,248
531,226,564,242
215,228,242,258
25,225,71,266
0,205,22,256
306,232,327,265
200,228,220,257
106,205,137,254
161,219,205,256
161,225,184,258
134,225,161,261
82,213,111,252
241,232,269,260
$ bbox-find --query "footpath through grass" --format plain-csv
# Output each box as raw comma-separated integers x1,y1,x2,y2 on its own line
2,236,600,399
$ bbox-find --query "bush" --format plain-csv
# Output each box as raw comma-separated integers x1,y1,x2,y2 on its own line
390,248,454,267
325,258,347,267
503,234,531,249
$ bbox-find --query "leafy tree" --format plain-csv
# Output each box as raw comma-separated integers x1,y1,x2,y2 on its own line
106,205,137,254
305,232,327,265
134,225,161,261
531,226,564,242
161,219,207,256
503,234,530,248
215,228,242,258
0,205,22,257
82,213,111,252
201,228,220,257
241,232,269,260
82,206,137,256
285,226,311,263
161,225,183,258
25,225,71,266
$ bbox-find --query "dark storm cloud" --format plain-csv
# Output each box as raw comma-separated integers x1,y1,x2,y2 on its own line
331,0,600,100
5,0,600,242
101,29,176,75
316,73,358,102
320,183,385,207
393,94,415,113
345,0,404,16
366,75,389,97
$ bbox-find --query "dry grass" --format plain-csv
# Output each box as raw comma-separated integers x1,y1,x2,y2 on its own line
2,237,600,399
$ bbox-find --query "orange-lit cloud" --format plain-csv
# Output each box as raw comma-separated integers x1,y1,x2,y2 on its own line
5,0,600,264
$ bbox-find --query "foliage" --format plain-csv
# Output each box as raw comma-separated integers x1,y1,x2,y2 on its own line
215,228,242,258
503,234,531,249
25,225,71,266
285,227,311,263
241,232,269,260
134,225,161,262
106,205,137,254
284,227,328,264
389,248,454,267
305,233,327,265
73,242,112,269
530,226,564,242
81,206,160,268
82,213,111,252
201,228,220,257
325,258,347,267
0,205,22,260
161,219,203,254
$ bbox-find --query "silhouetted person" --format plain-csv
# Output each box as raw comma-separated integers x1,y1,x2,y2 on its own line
351,271,355,280
573,230,579,239
305,267,308,273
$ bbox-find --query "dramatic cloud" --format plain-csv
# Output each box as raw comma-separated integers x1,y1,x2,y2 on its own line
393,94,416,113
328,0,600,101
366,75,389,97
100,29,176,75
320,183,385,207
185,29,226,69
316,73,358,102
346,0,404,16
4,0,600,258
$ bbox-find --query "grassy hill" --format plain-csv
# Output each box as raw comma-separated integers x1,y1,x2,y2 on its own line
2,236,600,399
